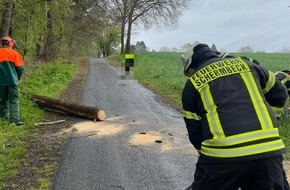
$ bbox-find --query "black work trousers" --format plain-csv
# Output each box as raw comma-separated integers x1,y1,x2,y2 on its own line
191,155,289,190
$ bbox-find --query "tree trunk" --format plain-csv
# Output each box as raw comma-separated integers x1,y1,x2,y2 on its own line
119,0,128,55
8,2,15,36
0,1,13,37
35,34,45,58
31,94,106,121
120,19,126,54
23,9,32,59
124,15,133,54
41,0,58,61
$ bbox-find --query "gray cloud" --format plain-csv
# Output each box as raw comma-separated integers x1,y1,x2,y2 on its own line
132,0,290,52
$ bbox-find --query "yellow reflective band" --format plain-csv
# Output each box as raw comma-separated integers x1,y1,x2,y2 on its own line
201,139,285,158
240,71,273,129
271,106,284,118
190,83,225,139
275,71,290,85
182,110,201,121
191,58,250,89
263,71,275,93
125,54,134,59
202,128,280,147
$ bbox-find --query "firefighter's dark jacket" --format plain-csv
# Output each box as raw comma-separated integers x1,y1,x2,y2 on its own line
182,48,288,160
275,71,290,97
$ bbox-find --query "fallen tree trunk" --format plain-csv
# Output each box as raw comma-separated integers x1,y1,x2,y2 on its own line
30,94,106,121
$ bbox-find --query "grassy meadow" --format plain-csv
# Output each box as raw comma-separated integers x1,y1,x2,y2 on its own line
108,51,290,158
0,60,77,189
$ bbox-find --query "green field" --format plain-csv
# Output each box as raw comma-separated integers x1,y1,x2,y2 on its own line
108,52,290,158
109,52,290,107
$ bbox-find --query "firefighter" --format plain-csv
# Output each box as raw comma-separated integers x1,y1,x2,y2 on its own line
0,36,25,126
181,43,289,189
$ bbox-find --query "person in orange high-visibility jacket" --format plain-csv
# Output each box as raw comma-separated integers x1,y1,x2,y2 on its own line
181,43,289,190
0,36,25,126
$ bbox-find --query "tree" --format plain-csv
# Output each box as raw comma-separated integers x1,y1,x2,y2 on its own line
211,44,217,51
135,41,146,52
180,41,199,52
97,26,120,57
171,47,179,52
35,0,75,61
0,0,75,60
16,0,48,58
130,44,136,53
65,0,120,57
62,0,101,57
0,0,13,37
1,0,193,60
106,0,191,54
180,43,193,52
159,46,171,52
239,46,254,53
0,0,50,58
41,0,58,61
0,0,120,60
279,47,290,53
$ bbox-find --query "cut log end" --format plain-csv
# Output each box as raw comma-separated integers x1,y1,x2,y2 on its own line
96,110,106,121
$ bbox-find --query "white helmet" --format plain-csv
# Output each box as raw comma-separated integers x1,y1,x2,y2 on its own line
180,47,194,74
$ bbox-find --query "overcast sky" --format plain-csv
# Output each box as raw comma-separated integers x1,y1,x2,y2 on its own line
132,0,290,52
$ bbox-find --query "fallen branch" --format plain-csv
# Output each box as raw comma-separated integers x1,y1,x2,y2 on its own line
34,120,66,126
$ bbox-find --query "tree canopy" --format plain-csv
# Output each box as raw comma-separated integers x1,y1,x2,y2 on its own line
0,0,192,60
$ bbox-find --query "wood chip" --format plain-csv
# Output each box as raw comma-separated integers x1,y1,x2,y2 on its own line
155,140,162,143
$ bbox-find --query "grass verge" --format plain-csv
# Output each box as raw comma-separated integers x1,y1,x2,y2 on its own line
0,59,77,189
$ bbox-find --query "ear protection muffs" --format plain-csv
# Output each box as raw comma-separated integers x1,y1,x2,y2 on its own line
7,40,14,48
11,40,17,48
2,36,15,49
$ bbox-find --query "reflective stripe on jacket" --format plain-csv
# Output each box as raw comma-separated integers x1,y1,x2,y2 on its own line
0,47,24,86
182,57,288,159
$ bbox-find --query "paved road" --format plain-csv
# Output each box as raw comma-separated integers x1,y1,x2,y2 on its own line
51,58,198,190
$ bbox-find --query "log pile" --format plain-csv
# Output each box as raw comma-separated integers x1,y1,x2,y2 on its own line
31,94,106,121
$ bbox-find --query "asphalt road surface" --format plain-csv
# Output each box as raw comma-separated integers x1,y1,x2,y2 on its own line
51,58,198,190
